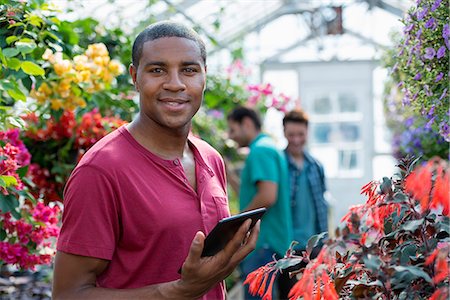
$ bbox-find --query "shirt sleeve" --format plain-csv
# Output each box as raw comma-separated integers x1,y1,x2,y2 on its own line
57,165,120,260
246,146,280,185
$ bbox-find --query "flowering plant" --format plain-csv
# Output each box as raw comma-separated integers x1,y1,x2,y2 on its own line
390,0,449,141
245,157,449,299
31,44,124,111
22,109,127,203
0,129,60,270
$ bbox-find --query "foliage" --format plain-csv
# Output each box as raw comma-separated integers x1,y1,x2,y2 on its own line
383,0,449,155
22,109,127,203
0,0,132,271
0,129,60,271
245,157,450,299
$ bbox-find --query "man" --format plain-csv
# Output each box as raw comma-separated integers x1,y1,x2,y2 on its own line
227,106,292,299
52,21,259,300
283,108,328,252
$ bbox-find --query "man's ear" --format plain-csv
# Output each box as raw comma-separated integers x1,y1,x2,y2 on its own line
129,64,138,91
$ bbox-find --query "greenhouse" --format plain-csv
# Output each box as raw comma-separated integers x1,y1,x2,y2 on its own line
0,0,448,299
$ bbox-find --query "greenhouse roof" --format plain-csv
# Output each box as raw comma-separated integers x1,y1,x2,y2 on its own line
58,0,413,66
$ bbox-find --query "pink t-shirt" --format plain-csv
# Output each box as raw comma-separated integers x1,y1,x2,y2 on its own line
57,125,230,299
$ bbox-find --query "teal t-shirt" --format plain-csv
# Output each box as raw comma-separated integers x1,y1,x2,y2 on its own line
239,134,292,256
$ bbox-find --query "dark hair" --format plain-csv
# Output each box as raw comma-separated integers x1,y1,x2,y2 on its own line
227,106,262,130
131,20,206,67
283,108,309,127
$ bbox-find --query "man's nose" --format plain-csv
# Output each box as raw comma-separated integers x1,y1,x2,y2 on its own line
163,72,186,91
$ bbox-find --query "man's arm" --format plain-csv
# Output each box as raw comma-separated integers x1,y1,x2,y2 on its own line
242,180,277,211
52,219,260,300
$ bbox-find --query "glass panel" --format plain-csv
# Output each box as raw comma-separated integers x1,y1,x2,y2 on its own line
313,96,332,114
339,150,358,170
313,123,332,143
339,122,360,142
338,93,358,112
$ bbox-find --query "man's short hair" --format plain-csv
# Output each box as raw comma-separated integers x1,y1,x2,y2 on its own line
283,108,309,127
132,20,206,67
227,106,262,130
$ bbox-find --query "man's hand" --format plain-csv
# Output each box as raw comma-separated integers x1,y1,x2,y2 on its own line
174,219,260,298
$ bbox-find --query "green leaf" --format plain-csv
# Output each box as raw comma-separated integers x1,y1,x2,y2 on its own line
6,87,26,102
0,193,20,215
0,48,6,66
6,57,21,70
0,175,18,188
16,41,37,55
400,244,417,264
16,166,29,178
274,257,304,270
363,254,382,273
6,35,19,44
3,47,20,58
306,231,327,255
21,61,45,76
0,228,6,240
6,86,27,101
393,266,433,283
401,219,424,232
380,177,392,195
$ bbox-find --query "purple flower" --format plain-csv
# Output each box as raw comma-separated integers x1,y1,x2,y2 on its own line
405,117,415,127
439,88,448,100
425,18,437,30
432,0,442,11
424,47,436,59
416,28,423,39
437,46,446,59
435,72,444,82
397,81,404,88
404,24,414,33
439,121,450,142
425,117,435,130
443,24,450,39
428,105,436,118
414,73,422,80
417,7,428,20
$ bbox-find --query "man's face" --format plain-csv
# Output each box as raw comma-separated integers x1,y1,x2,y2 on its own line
130,37,206,131
284,122,308,153
227,119,249,148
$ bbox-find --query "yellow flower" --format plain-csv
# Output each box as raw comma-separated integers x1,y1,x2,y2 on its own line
108,60,123,75
86,43,108,58
50,98,63,110
76,70,91,83
54,60,73,76
73,55,89,71
38,82,52,95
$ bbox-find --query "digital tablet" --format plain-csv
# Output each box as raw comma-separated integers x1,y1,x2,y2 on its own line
201,207,266,257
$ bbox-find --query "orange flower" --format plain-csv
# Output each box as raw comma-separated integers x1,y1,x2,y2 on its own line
429,288,448,300
405,165,432,210
433,257,449,284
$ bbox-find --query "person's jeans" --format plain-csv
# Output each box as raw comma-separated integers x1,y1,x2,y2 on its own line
240,246,278,300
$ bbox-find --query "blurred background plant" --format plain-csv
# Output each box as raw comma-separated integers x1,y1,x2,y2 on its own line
382,0,449,160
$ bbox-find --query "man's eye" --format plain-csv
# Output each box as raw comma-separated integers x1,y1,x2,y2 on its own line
184,67,197,73
149,68,163,73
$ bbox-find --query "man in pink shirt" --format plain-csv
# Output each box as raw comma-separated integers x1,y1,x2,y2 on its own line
52,21,260,299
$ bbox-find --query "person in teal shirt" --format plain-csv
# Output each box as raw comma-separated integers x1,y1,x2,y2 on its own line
227,106,292,300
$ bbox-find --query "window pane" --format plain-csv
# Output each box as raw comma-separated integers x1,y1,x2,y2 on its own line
312,123,332,143
313,96,332,114
338,93,357,112
339,150,358,170
339,122,360,142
